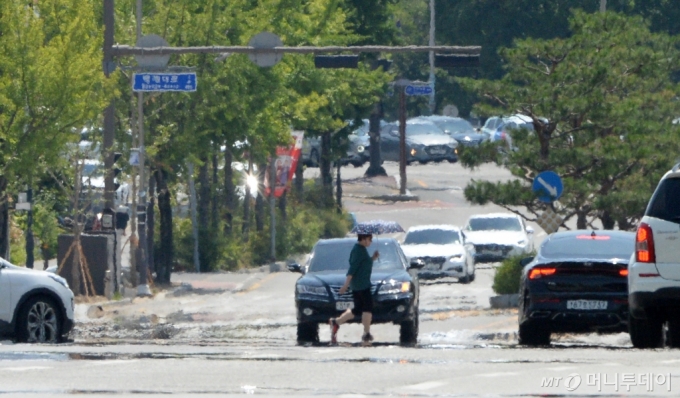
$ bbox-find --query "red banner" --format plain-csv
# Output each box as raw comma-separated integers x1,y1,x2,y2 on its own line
264,131,304,198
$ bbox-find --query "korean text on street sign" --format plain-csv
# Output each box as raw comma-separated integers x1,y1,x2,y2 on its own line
532,171,563,203
133,72,197,92
405,85,433,96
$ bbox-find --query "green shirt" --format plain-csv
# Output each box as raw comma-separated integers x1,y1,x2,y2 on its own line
348,243,373,291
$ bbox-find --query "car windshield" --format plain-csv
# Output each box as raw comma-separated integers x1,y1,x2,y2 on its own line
468,217,522,232
541,234,634,260
404,229,460,245
82,163,102,177
436,120,475,134
308,240,404,272
405,123,443,136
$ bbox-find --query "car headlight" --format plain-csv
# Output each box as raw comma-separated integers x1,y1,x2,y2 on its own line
356,145,365,153
410,148,417,156
48,274,69,289
378,281,410,295
296,284,327,296
448,255,463,262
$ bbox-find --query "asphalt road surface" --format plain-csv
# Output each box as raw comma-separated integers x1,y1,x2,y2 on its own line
0,162,676,397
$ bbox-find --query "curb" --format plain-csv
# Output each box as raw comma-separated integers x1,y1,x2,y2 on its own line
368,194,419,202
489,294,519,309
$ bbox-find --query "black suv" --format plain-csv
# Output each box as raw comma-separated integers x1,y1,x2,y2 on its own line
289,238,423,345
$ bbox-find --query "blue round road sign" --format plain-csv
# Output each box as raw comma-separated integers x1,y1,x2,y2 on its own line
532,171,563,203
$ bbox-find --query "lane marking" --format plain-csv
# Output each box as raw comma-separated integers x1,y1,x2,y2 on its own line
237,273,279,295
417,180,428,188
402,380,447,390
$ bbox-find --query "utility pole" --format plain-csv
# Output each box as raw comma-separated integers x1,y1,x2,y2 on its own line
269,157,276,261
103,0,115,209
398,83,407,195
600,0,606,12
135,0,151,296
428,0,436,114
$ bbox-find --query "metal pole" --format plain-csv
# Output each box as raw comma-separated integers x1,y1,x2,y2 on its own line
428,0,436,114
269,157,276,261
187,162,200,272
600,0,606,12
399,86,407,195
25,186,34,269
103,0,115,209
135,0,151,296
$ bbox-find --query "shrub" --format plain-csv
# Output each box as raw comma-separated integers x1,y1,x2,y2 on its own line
492,254,532,295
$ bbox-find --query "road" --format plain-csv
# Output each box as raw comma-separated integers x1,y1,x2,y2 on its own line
0,162,675,397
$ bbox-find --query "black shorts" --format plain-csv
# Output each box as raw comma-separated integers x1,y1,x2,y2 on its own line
351,288,373,315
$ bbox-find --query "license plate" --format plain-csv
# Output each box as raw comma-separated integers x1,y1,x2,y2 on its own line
336,302,354,311
425,262,441,270
429,149,446,155
567,300,608,310
483,250,503,256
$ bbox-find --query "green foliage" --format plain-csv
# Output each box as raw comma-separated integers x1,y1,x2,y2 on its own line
457,11,680,230
32,194,61,261
492,255,530,295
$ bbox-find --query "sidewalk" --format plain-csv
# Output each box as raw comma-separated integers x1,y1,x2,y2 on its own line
342,175,418,201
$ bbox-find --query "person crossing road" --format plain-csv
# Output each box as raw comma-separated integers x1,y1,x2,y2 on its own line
329,233,379,346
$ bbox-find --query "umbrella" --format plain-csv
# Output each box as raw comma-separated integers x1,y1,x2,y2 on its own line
351,220,404,235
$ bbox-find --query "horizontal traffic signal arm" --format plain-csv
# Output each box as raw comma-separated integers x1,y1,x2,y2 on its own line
111,45,481,57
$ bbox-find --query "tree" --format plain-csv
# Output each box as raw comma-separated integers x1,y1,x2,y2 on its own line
457,11,680,230
434,1,680,117
0,0,113,274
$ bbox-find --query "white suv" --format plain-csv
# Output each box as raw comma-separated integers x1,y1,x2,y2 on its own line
629,164,680,348
0,258,75,343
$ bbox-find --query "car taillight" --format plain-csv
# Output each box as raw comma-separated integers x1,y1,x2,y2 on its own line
619,269,629,277
529,267,556,280
636,223,655,263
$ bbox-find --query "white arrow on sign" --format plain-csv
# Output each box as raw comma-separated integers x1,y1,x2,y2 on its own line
537,177,558,197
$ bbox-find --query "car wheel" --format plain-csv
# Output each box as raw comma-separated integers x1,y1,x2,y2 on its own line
518,322,550,346
418,160,428,165
310,149,320,168
629,316,662,348
469,265,476,282
447,158,457,163
17,296,62,343
296,322,319,345
459,269,471,284
399,309,418,346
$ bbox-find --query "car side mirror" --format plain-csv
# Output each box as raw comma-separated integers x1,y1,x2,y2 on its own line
287,262,303,273
519,257,534,267
526,226,534,234
409,259,425,270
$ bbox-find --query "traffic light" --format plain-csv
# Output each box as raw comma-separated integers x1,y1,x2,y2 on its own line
434,54,480,68
371,59,392,72
314,55,359,69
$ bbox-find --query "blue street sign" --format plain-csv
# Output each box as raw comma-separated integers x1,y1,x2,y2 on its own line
532,171,563,203
133,72,197,92
405,85,433,96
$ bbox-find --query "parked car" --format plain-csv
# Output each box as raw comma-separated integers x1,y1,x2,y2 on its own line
343,120,371,167
301,136,321,167
491,114,543,151
463,213,534,263
417,116,487,146
480,116,504,141
400,225,476,283
518,230,635,345
288,237,423,345
380,119,458,164
628,163,680,348
0,257,75,343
